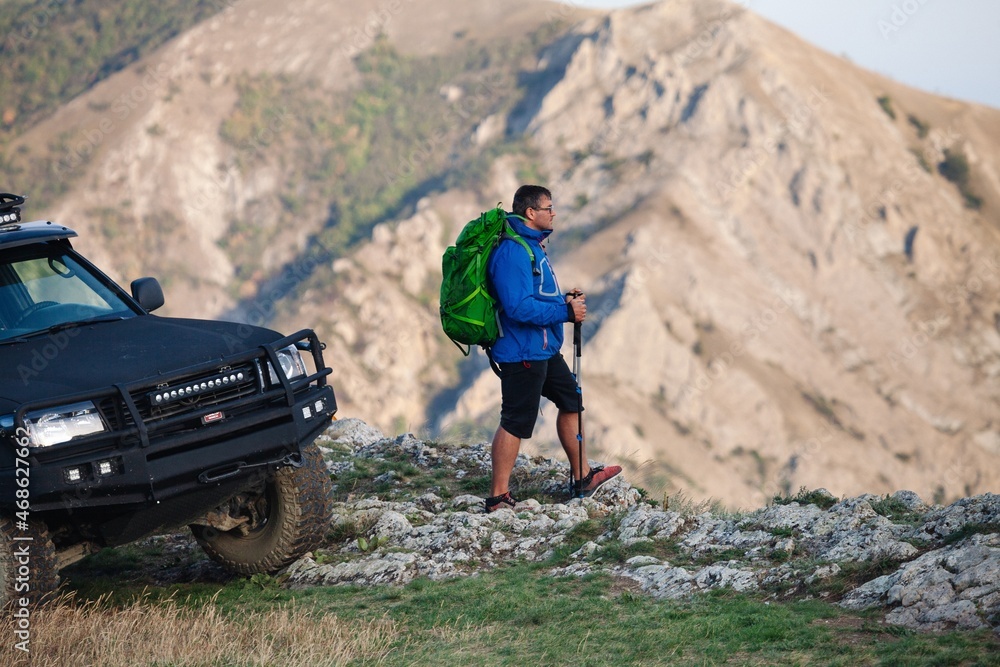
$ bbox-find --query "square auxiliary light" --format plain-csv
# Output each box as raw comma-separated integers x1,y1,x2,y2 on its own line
303,399,326,420
64,466,84,484
96,460,115,477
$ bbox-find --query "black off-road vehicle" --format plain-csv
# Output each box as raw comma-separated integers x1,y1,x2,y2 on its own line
0,193,337,603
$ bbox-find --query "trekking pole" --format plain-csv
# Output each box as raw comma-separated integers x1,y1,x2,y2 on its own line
573,319,585,498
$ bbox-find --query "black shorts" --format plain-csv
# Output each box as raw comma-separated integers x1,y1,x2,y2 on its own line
498,353,583,439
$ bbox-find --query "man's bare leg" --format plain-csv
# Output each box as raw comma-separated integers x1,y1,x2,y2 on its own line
557,410,589,482
490,425,522,497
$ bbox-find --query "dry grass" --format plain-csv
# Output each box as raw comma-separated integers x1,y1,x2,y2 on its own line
661,490,735,519
2,593,397,667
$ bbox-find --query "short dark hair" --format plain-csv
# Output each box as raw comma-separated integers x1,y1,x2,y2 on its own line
512,185,551,218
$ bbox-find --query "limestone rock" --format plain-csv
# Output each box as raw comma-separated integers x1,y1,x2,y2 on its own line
324,418,387,448
841,533,1000,632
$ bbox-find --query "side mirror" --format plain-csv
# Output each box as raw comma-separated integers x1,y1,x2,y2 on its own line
130,277,164,313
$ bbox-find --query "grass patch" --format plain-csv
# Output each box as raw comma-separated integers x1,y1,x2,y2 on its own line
769,526,798,538
662,490,734,518
328,513,379,544
566,519,604,545
772,487,839,511
57,565,1000,666
547,518,614,565
458,475,491,495
64,544,146,577
693,547,747,567
325,442,570,505
18,593,396,667
330,456,441,500
807,557,909,600
598,539,671,564
942,522,1000,547
870,495,924,525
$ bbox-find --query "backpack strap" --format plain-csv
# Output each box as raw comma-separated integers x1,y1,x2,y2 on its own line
483,345,502,377
481,218,541,374
501,222,540,276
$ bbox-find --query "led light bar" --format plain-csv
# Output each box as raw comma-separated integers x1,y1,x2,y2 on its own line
0,193,23,225
149,370,247,406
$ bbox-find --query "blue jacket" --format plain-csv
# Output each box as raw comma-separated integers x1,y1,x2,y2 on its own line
487,214,573,363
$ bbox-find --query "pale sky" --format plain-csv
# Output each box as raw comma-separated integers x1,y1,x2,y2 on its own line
565,0,1000,110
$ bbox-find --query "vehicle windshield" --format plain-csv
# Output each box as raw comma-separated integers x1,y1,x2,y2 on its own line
0,245,138,342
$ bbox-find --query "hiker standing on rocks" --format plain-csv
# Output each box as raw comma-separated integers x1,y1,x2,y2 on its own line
484,184,621,513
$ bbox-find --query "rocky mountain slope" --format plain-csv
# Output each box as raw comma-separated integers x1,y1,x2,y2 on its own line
297,419,1000,635
5,0,1000,508
77,418,1000,635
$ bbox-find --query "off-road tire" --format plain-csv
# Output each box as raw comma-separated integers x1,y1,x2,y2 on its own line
191,443,333,575
0,515,58,606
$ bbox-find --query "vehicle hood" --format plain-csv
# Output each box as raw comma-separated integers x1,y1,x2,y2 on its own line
0,315,284,413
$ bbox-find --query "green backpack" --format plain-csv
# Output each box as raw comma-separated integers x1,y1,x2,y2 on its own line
440,204,535,355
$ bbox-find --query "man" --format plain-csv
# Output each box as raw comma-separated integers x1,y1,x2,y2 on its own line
484,184,621,512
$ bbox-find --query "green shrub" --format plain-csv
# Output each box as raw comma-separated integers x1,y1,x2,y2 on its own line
877,95,896,120
939,148,971,185
772,487,838,510
939,147,983,210
907,114,930,138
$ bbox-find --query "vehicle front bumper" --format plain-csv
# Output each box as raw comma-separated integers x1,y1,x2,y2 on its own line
1,330,337,537
21,385,334,514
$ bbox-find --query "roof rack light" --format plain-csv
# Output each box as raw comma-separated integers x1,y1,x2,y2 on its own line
0,193,25,226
